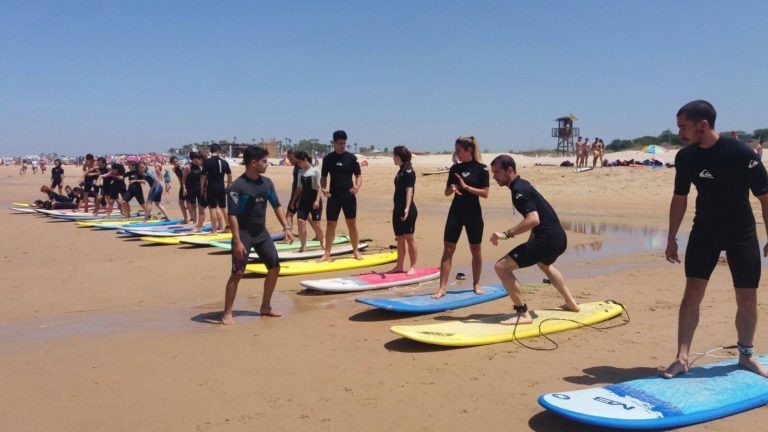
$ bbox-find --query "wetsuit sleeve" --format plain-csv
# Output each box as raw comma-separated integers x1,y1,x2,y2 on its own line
321,155,330,178
514,184,537,215
224,161,231,175
352,155,361,176
312,169,321,190
201,160,209,176
267,180,281,209
747,153,768,196
673,150,691,195
446,165,458,187
479,164,489,188
404,170,416,188
227,181,243,216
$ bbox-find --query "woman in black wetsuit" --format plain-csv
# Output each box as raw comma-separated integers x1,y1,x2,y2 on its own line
433,136,490,299
388,145,418,274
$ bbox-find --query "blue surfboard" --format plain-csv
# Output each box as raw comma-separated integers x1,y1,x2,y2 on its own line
539,354,768,429
92,219,183,230
355,284,507,313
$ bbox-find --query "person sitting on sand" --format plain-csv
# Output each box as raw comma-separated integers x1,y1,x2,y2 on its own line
488,155,580,325
388,145,418,274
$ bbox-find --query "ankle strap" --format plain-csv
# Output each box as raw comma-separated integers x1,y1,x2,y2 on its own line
737,342,754,356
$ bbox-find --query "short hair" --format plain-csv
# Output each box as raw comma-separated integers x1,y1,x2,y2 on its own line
491,154,517,172
293,150,311,163
332,130,347,142
169,156,178,163
54,158,61,165
677,100,717,128
286,149,294,155
210,144,221,153
97,157,107,164
85,153,94,160
243,145,268,165
189,151,202,160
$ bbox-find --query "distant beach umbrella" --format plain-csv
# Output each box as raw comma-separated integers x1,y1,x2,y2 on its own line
641,145,668,155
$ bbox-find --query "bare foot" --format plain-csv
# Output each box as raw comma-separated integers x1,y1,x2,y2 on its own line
316,254,332,263
387,267,405,274
221,313,235,325
500,312,533,325
260,308,282,317
739,356,768,377
353,251,364,260
431,289,447,299
406,267,416,275
298,248,307,253
474,285,484,295
559,302,581,312
660,359,688,379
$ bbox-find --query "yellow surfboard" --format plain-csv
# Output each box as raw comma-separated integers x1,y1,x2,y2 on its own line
245,250,398,276
11,202,31,207
390,301,624,347
76,217,146,227
140,232,232,245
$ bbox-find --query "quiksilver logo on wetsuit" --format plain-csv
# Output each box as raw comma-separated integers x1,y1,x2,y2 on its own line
515,193,524,199
461,172,470,177
229,192,239,204
336,162,343,166
699,169,714,179
749,160,759,169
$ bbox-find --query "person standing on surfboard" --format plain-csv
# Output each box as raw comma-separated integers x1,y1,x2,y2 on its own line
663,100,768,378
488,154,580,324
432,136,489,299
388,145,418,275
290,150,324,253
221,146,293,325
200,144,232,234
318,130,363,262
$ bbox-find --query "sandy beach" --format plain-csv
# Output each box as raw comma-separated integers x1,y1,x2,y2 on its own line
1,151,766,431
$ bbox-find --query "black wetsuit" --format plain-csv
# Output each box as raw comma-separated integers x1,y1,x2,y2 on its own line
185,164,204,205
227,174,281,271
202,155,231,208
674,137,768,288
297,166,322,221
97,167,110,196
108,164,127,200
444,160,489,244
393,165,417,236
83,164,100,194
288,164,300,214
173,165,184,200
321,151,361,221
125,170,146,205
507,176,567,267
51,166,64,188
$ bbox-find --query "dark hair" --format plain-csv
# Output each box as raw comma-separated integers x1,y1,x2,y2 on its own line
677,100,716,128
85,154,94,160
97,157,107,164
393,146,413,170
332,130,347,142
210,144,221,153
189,151,202,160
491,154,517,172
243,145,268,165
169,156,178,163
293,150,311,163
54,158,62,165
286,149,294,155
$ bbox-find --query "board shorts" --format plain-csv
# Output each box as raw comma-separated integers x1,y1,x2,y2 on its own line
231,229,279,273
147,183,163,203
206,184,226,208
443,210,484,244
83,178,97,194
178,187,186,201
51,178,62,189
297,201,322,222
186,188,205,206
109,184,126,200
508,232,567,268
286,202,297,215
393,205,417,236
124,187,145,205
326,192,357,221
685,228,761,288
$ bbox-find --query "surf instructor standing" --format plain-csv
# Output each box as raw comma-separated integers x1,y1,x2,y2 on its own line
663,100,768,378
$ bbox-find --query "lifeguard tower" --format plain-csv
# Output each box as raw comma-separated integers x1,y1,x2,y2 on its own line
552,115,579,156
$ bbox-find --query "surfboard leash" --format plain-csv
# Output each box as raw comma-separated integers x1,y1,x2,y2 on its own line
509,299,632,352
689,345,739,368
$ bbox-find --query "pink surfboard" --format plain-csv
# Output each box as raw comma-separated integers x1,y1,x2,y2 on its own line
300,267,440,292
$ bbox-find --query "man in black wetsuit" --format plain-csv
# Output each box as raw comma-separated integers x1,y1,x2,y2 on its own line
170,156,190,223
663,100,768,378
221,146,294,325
318,130,363,261
50,159,65,194
201,144,232,233
489,155,580,325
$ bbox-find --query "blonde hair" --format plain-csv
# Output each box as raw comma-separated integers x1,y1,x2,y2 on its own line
455,136,482,162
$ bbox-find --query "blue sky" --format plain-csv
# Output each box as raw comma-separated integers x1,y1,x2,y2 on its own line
1,0,766,156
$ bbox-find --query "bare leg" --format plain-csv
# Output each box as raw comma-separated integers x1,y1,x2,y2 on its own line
155,202,171,220
222,273,242,325
661,277,707,378
260,267,282,317
298,218,308,252
179,200,189,224
309,218,324,249
318,220,337,262
433,242,456,299
388,235,406,273
469,243,483,294
537,262,579,312
404,234,418,274
188,203,197,225
346,218,362,259
495,256,533,325
194,206,206,232
735,288,768,377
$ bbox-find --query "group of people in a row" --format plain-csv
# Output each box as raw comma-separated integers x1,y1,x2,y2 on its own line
574,137,606,169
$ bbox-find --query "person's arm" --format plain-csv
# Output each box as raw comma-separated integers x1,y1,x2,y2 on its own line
229,215,246,260
273,206,295,244
200,173,208,197
401,186,414,221
665,194,687,263
351,173,362,195
290,185,303,208
490,211,539,246
452,173,489,198
758,194,768,257
226,172,232,188
320,160,329,196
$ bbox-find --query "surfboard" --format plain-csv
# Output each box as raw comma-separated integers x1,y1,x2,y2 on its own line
539,354,768,430
245,250,398,276
120,224,210,236
574,167,594,173
209,236,350,251
76,217,149,227
303,267,441,292
10,206,38,213
389,300,623,347
358,284,509,313
421,169,450,176
142,232,233,245
89,219,183,230
179,233,232,246
265,243,367,261
10,202,31,207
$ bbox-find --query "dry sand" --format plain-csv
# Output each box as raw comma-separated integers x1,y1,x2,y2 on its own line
1,151,767,431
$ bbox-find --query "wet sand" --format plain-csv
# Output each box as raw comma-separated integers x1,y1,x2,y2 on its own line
1,152,766,431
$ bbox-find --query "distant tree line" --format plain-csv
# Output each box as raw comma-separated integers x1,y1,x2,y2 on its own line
607,128,767,152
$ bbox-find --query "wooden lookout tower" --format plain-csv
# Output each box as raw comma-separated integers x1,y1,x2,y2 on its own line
552,115,579,156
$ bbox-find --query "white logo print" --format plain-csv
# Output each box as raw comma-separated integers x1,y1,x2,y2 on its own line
699,169,714,179
254,196,265,203
749,160,759,169
461,171,470,177
336,162,344,166
229,192,239,204
483,166,488,171
515,193,524,199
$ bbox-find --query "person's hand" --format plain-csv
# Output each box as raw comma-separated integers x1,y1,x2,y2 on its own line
490,231,504,246
349,186,359,196
453,173,468,191
763,242,768,257
450,184,463,196
321,188,329,198
233,240,246,260
284,229,295,243
400,208,409,221
665,239,680,263
313,202,320,210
